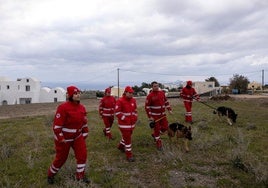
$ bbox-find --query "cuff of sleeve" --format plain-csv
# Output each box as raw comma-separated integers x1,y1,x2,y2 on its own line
58,136,65,142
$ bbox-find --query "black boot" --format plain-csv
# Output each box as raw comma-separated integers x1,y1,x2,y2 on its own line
82,177,91,184
77,177,91,184
47,176,54,184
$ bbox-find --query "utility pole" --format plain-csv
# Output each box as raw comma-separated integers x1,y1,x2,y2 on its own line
117,68,120,98
262,69,264,90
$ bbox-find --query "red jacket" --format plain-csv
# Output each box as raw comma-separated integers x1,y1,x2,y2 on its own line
115,95,137,130
99,96,116,117
53,101,88,142
145,90,171,118
180,87,199,102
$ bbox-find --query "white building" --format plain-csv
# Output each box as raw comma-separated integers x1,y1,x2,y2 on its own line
111,86,124,98
40,87,66,103
183,81,221,96
142,88,169,96
0,76,66,105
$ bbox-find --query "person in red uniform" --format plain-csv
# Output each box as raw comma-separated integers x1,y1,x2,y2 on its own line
180,80,200,124
115,86,137,162
47,86,90,184
99,87,116,140
145,81,173,151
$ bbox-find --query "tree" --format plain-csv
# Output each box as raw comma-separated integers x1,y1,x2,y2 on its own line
205,77,220,87
141,82,151,88
229,74,250,94
132,85,142,93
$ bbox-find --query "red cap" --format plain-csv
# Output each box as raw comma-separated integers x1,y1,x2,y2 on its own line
105,87,111,94
67,86,80,96
124,86,134,93
187,80,192,86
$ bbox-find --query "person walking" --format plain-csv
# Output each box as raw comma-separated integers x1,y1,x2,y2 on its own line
99,87,116,140
115,86,137,162
47,85,90,184
145,81,173,151
180,80,200,124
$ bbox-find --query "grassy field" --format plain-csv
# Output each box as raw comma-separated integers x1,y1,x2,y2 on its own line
0,97,267,188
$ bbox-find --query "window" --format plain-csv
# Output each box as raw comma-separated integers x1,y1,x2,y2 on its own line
26,79,29,82
26,85,30,91
19,98,32,104
54,90,57,93
25,98,31,104
2,100,8,105
7,85,10,89
54,98,58,102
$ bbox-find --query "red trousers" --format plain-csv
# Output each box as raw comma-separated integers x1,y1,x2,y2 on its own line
152,117,168,148
47,134,87,180
183,101,193,122
118,129,133,159
102,116,114,138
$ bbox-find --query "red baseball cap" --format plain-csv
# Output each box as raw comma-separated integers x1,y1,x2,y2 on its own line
187,80,192,86
105,87,111,93
124,86,134,93
67,86,80,96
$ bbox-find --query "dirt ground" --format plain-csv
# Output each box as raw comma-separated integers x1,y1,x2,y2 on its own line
0,97,152,119
0,94,267,120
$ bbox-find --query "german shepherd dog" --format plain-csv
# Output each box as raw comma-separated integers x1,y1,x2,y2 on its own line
167,122,192,152
214,106,238,125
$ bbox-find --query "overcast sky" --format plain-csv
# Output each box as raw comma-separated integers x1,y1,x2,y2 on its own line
0,0,267,89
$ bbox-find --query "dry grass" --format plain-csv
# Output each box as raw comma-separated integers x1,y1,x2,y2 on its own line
0,96,267,187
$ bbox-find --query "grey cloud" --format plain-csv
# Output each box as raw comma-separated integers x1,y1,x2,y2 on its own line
0,0,267,87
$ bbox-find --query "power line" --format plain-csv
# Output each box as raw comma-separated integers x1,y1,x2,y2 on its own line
120,68,265,78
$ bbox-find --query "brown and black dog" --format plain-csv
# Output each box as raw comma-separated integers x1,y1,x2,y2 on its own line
167,122,192,152
213,106,238,125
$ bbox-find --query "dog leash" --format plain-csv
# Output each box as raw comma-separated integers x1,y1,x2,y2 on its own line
154,115,166,123
198,101,217,110
149,115,166,128
192,97,217,110
179,94,217,110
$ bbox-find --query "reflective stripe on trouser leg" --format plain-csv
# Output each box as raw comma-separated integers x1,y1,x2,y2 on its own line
48,164,60,177
73,135,87,179
120,129,133,158
185,111,192,122
125,143,132,159
47,140,71,177
76,163,86,179
120,138,125,146
105,127,111,134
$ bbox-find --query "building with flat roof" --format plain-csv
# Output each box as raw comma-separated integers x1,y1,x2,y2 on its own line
0,77,66,105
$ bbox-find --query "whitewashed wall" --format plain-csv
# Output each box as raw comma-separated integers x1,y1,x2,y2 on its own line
0,77,66,105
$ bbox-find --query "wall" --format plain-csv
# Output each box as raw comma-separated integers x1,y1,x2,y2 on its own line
0,77,66,105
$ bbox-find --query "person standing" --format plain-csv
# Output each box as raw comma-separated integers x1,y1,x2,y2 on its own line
115,86,137,162
145,81,172,151
47,86,90,184
180,80,200,124
99,87,116,140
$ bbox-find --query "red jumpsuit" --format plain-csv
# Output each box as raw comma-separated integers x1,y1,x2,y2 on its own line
180,86,199,123
115,95,137,160
99,95,116,139
47,101,89,180
145,90,172,149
